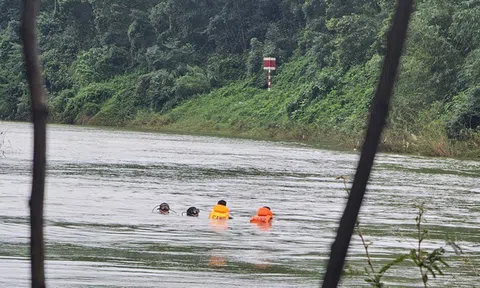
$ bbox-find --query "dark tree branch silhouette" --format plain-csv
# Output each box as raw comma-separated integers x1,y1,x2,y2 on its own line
21,0,48,287
321,1,413,287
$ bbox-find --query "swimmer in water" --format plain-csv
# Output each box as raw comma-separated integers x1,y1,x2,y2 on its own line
250,206,273,223
208,200,232,220
185,206,200,217
152,202,170,214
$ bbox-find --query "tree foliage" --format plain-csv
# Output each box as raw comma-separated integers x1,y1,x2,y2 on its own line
0,0,478,139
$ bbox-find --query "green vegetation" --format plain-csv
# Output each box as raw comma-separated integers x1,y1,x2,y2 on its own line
338,176,458,287
1,0,479,157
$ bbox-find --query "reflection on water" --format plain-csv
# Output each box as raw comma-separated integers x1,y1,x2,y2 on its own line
251,222,272,231
254,262,272,270
209,220,229,232
0,121,479,287
208,255,227,268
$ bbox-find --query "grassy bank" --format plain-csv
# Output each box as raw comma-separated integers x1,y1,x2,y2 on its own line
127,93,479,160
121,55,479,159
129,115,480,159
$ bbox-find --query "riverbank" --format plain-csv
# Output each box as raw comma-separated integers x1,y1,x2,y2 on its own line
3,117,478,159
121,63,480,159
127,113,480,160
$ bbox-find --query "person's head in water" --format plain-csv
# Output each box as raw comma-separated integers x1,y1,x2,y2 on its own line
263,206,271,210
209,200,231,220
159,203,170,214
186,206,200,217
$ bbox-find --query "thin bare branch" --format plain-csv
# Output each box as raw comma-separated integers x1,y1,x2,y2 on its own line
21,0,48,287
321,1,413,287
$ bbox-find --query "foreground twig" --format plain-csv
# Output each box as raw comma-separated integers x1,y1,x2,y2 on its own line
21,0,48,287
0,131,7,158
409,205,449,287
322,1,413,287
337,176,375,276
415,206,427,287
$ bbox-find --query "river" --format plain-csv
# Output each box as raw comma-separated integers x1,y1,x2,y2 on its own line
0,122,479,287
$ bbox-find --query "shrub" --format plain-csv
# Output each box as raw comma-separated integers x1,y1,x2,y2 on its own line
71,46,129,87
62,82,116,124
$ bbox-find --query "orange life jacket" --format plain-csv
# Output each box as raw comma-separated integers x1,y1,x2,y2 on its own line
250,207,273,223
209,204,230,220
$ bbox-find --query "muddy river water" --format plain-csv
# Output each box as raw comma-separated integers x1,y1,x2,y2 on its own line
1,122,478,287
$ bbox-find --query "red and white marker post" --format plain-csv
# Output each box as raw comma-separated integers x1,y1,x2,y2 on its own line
263,57,276,91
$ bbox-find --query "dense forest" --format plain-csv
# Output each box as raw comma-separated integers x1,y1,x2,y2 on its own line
1,0,479,156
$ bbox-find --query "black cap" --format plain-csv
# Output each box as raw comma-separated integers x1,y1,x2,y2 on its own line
218,200,227,206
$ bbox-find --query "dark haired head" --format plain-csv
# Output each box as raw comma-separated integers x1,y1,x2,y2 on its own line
217,200,227,206
263,206,271,210
186,206,199,217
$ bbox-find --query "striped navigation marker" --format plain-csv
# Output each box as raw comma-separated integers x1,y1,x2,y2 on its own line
263,57,276,91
